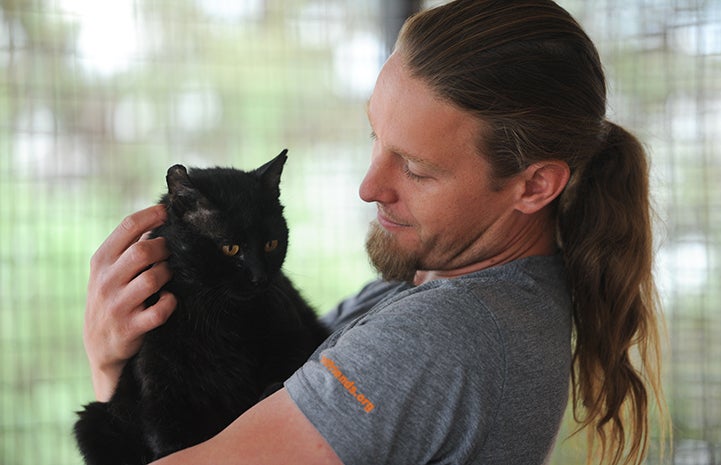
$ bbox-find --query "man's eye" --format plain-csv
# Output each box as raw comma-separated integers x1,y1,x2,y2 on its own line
402,163,426,181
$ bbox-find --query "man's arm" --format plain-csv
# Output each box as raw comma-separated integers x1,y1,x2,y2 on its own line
151,388,343,465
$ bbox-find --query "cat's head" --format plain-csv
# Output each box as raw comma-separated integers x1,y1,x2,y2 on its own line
158,149,290,298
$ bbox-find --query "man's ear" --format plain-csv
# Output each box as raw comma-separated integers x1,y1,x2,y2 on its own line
514,160,570,214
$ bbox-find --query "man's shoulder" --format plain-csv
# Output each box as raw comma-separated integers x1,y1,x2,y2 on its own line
371,255,571,337
388,255,565,304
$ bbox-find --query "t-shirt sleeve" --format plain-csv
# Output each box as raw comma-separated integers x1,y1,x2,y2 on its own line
321,280,409,332
285,286,506,465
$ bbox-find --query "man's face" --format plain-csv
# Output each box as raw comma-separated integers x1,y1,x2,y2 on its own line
360,53,523,283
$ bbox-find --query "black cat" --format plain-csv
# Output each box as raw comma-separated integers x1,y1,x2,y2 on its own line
74,150,329,465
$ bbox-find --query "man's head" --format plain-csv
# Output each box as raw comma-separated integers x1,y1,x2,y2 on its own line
361,52,508,282
361,53,570,283
361,0,607,283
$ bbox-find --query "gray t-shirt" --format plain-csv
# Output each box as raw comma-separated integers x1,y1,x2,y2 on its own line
285,256,572,465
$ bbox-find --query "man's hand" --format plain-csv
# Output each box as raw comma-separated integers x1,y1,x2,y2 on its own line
84,205,176,401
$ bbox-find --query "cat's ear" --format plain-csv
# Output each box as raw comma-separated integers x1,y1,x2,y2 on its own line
166,164,211,214
166,164,193,195
255,149,288,198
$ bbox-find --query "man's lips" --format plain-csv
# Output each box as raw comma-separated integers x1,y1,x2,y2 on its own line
376,208,411,229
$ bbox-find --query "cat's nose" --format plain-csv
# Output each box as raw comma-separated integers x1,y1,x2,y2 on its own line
249,269,268,287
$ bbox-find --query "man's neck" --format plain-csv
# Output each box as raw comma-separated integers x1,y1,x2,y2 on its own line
413,216,558,285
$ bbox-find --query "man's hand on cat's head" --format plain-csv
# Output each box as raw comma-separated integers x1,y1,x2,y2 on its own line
84,204,177,401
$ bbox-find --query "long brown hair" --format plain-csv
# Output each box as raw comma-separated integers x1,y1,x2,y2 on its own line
395,1,667,464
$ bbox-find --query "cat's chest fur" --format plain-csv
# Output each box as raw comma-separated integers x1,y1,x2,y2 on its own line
138,279,310,378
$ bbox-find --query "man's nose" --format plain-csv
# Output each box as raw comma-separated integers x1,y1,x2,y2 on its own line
359,148,398,205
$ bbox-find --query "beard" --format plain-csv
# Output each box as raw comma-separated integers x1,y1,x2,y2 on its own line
365,221,420,283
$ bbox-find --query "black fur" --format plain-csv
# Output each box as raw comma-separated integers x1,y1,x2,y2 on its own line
74,150,329,464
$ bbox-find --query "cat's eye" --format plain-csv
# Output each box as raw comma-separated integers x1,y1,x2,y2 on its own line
221,244,240,256
264,240,279,253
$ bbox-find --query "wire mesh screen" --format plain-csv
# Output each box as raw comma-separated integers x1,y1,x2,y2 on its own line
564,1,721,463
1,0,719,464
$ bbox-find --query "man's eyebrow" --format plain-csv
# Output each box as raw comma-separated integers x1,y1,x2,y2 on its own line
384,138,449,175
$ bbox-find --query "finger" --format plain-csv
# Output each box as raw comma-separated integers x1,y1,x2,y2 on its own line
112,237,171,287
117,260,173,311
130,291,177,335
139,222,166,242
93,205,167,268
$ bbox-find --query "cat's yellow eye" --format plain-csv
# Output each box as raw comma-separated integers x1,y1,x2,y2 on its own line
264,240,279,253
222,244,240,256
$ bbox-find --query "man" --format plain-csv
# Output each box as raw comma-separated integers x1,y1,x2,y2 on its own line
83,1,664,464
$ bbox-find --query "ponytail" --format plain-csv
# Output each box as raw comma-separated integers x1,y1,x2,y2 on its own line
558,122,666,465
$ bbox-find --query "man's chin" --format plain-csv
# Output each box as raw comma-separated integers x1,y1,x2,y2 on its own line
365,221,419,283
